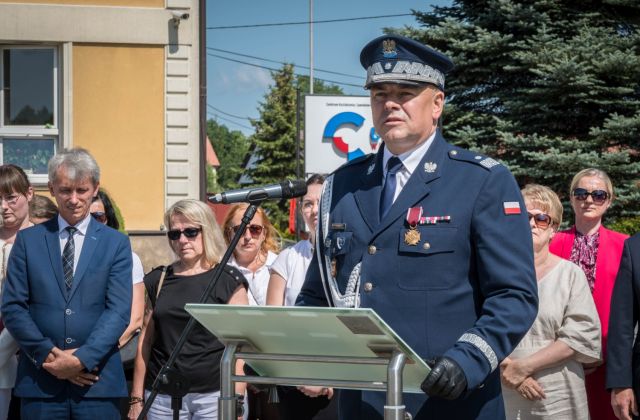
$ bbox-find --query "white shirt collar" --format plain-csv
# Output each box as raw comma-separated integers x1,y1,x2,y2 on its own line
382,130,437,176
58,213,91,237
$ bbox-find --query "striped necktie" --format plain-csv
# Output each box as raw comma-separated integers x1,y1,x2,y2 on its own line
62,226,77,290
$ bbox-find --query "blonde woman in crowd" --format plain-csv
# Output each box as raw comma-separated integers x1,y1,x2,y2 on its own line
501,184,601,419
550,168,628,420
128,199,248,420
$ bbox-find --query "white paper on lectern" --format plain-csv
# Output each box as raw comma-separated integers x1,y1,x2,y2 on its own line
185,304,430,393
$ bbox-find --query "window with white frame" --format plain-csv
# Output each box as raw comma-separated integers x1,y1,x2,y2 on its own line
0,46,59,184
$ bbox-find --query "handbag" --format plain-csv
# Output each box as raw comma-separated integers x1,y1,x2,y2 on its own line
120,266,167,366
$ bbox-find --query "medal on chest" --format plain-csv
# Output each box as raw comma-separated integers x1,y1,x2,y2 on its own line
404,207,422,246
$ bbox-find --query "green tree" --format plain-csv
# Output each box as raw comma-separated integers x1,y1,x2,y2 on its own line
247,65,343,235
396,0,640,225
207,119,249,191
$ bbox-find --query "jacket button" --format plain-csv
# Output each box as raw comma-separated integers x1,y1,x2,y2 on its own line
368,245,377,255
423,242,431,250
363,282,373,292
65,338,72,344
65,309,72,315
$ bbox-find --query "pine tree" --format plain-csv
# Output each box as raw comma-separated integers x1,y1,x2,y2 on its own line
247,64,298,234
396,0,640,226
247,64,343,235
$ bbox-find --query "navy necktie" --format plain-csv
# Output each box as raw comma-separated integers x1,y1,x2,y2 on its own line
380,156,403,218
62,226,77,290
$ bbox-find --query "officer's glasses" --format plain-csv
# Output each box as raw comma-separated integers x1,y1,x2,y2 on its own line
572,188,609,204
527,213,552,230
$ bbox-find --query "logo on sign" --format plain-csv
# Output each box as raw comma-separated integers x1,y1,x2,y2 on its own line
322,112,380,161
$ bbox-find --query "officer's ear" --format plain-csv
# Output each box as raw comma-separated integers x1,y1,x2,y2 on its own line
431,88,445,122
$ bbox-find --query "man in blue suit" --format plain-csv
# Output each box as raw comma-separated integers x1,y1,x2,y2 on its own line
297,34,538,419
2,148,132,419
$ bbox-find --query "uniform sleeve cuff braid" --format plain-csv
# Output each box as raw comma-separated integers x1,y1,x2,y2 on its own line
458,333,499,372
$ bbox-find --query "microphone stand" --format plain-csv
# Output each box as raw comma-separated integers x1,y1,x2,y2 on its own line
138,202,263,420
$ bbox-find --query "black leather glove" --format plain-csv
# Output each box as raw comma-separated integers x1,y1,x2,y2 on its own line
421,356,467,400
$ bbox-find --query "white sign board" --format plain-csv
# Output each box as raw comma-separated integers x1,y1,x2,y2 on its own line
304,95,381,175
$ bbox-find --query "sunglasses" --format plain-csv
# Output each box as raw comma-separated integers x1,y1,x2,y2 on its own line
228,224,264,238
167,227,202,240
572,188,609,204
527,212,553,230
90,211,107,224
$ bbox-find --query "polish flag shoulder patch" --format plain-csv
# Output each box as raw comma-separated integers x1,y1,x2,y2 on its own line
503,201,521,215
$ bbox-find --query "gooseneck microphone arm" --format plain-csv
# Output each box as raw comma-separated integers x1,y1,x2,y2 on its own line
208,180,308,205
138,204,261,420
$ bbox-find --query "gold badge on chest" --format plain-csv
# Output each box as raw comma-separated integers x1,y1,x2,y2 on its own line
404,206,423,246
404,228,420,246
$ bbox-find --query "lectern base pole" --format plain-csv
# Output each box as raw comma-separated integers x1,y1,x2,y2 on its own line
219,343,239,420
384,350,408,420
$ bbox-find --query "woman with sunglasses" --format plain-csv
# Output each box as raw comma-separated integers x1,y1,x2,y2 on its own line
223,204,280,307
222,204,280,420
0,164,34,418
128,199,249,420
90,189,145,352
501,184,601,419
549,168,628,420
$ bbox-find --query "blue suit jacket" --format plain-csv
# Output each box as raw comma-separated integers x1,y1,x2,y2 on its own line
1,216,132,398
298,131,538,419
606,233,640,402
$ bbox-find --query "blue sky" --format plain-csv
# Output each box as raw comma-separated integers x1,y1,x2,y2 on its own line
206,1,451,136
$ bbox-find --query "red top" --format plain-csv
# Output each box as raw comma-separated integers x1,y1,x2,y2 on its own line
550,225,628,420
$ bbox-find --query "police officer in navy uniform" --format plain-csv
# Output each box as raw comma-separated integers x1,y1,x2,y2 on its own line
297,34,539,419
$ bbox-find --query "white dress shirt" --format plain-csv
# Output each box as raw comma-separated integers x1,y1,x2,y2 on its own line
57,213,92,274
382,131,437,204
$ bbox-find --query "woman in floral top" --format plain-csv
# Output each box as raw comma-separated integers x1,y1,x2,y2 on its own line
550,168,628,420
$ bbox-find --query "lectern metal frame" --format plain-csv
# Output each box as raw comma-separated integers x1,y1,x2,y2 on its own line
185,304,429,420
218,341,408,420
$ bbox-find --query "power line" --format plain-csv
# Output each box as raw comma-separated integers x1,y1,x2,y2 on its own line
207,104,252,121
208,53,364,89
208,112,254,131
208,47,362,80
207,13,413,30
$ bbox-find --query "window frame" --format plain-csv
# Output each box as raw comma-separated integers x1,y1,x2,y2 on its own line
0,44,60,184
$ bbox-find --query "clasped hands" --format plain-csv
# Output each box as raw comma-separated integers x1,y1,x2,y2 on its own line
500,357,545,401
42,347,99,387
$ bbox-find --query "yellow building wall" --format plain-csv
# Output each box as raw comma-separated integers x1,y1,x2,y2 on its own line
0,0,163,6
73,44,164,231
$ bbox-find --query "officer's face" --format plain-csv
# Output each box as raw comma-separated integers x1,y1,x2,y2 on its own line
370,83,444,155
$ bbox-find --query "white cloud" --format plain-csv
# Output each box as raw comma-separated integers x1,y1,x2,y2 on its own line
213,65,272,94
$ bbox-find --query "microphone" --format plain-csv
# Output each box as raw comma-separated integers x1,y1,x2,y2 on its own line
208,180,307,204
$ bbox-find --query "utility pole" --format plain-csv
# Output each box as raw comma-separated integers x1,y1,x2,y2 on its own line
309,0,314,94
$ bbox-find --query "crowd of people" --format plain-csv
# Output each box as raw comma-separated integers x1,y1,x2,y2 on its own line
0,32,638,420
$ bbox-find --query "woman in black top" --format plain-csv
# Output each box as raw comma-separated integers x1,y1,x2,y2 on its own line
128,199,248,420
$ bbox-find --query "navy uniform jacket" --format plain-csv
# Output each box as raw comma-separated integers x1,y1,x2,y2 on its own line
297,131,538,419
1,216,132,399
606,233,640,404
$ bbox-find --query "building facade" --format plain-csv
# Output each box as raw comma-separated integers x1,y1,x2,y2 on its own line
0,0,203,234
